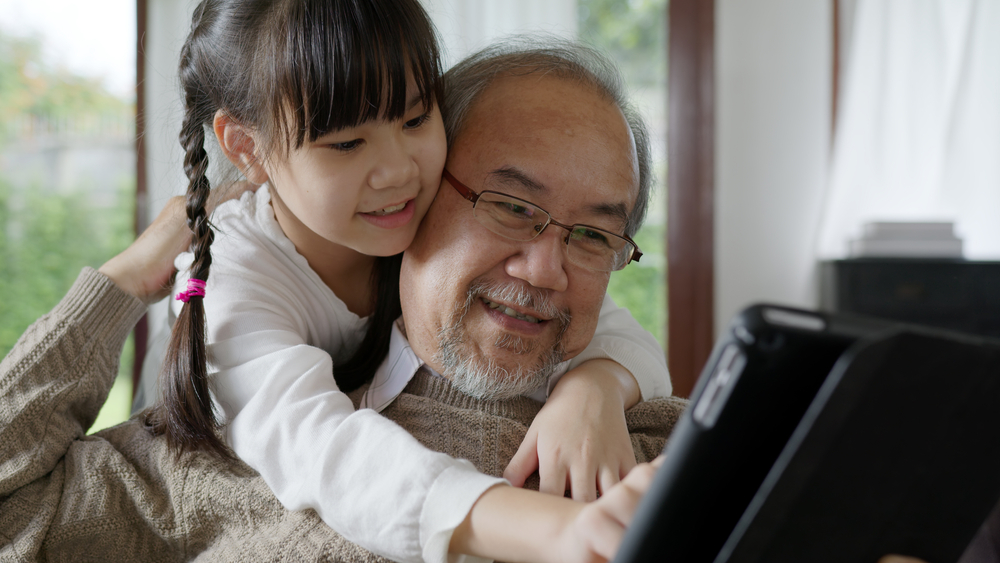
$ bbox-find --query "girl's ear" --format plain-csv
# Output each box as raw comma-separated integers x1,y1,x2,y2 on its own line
213,110,269,185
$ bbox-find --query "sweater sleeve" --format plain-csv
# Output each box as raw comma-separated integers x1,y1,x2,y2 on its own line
562,293,672,400
189,198,503,563
0,267,146,497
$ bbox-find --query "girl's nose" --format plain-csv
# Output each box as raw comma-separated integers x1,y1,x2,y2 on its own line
369,136,419,190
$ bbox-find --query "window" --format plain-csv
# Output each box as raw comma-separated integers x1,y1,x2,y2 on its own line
0,0,137,431
580,0,668,347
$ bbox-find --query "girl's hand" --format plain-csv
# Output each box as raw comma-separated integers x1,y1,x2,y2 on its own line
99,183,256,304
504,359,641,501
555,456,662,563
451,457,663,563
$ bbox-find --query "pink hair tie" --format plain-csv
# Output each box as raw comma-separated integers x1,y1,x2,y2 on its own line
175,278,207,303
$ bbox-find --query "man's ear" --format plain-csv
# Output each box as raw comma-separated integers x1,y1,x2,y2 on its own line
213,110,269,185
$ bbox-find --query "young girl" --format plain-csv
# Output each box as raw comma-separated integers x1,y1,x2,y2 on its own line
148,0,670,561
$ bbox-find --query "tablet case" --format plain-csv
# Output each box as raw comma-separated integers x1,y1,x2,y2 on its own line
717,329,1000,563
614,304,1000,563
614,305,891,563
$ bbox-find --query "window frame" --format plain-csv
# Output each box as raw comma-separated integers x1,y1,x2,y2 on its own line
667,0,716,397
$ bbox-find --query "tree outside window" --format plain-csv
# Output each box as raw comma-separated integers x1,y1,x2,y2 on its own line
580,0,668,347
0,28,136,432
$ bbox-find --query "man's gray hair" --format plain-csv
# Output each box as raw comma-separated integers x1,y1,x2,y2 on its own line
442,36,653,237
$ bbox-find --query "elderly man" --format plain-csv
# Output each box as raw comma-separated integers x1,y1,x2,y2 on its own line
402,46,651,401
0,41,682,563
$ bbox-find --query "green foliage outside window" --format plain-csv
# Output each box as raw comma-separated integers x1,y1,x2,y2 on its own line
0,179,135,358
579,0,668,87
580,0,668,348
1,32,129,132
1,29,136,431
608,223,665,346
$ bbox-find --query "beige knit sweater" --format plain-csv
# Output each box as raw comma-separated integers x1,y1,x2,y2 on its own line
0,268,686,562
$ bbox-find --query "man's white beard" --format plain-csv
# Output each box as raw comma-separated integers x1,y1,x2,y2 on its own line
436,279,570,400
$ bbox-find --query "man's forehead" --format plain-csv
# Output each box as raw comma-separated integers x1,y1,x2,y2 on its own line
470,73,614,131
450,73,640,215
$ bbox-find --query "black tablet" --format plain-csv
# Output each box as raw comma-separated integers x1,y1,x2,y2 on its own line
614,304,1000,563
614,304,892,563
717,328,1000,563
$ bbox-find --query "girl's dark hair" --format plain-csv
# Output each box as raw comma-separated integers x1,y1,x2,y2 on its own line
335,253,403,390
146,0,442,461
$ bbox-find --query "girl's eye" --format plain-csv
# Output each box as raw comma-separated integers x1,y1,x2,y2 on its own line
329,139,362,152
404,112,431,130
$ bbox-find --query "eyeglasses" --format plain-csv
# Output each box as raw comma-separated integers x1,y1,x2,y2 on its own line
443,169,642,272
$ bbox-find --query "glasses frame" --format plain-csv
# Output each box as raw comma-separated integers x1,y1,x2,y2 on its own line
442,169,643,271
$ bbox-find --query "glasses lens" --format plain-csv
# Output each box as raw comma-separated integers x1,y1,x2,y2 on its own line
470,190,636,272
474,192,547,241
567,226,634,271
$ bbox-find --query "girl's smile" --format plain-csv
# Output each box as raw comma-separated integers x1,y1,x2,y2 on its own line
359,198,417,229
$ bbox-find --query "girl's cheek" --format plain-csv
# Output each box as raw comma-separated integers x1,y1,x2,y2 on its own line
427,177,442,196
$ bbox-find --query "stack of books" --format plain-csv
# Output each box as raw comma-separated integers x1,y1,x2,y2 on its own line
849,222,964,258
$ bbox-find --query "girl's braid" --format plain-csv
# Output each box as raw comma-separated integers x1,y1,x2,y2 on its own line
148,37,234,461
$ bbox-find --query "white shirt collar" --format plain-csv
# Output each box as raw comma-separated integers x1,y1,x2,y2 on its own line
359,320,423,412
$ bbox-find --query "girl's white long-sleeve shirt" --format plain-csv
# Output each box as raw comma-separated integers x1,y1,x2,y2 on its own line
169,186,671,563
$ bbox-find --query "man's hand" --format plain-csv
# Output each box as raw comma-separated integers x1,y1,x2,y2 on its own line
98,183,256,304
505,359,640,501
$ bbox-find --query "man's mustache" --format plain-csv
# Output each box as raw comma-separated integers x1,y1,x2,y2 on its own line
468,279,572,327
434,277,570,400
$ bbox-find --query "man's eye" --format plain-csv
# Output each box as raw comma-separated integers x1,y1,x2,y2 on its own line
404,113,430,129
571,228,611,247
329,139,362,152
499,202,533,217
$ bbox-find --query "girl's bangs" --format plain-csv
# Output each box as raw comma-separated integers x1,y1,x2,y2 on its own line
280,0,442,148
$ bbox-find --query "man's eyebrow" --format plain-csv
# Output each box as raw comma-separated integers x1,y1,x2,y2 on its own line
592,201,631,228
487,167,546,194
488,167,631,228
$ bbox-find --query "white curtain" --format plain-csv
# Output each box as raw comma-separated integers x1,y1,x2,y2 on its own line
817,0,1000,259
421,0,576,68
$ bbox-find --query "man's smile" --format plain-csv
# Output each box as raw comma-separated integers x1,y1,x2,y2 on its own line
481,297,543,324
467,279,571,340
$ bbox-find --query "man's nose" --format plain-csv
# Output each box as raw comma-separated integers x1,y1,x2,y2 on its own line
504,227,570,292
369,136,418,190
